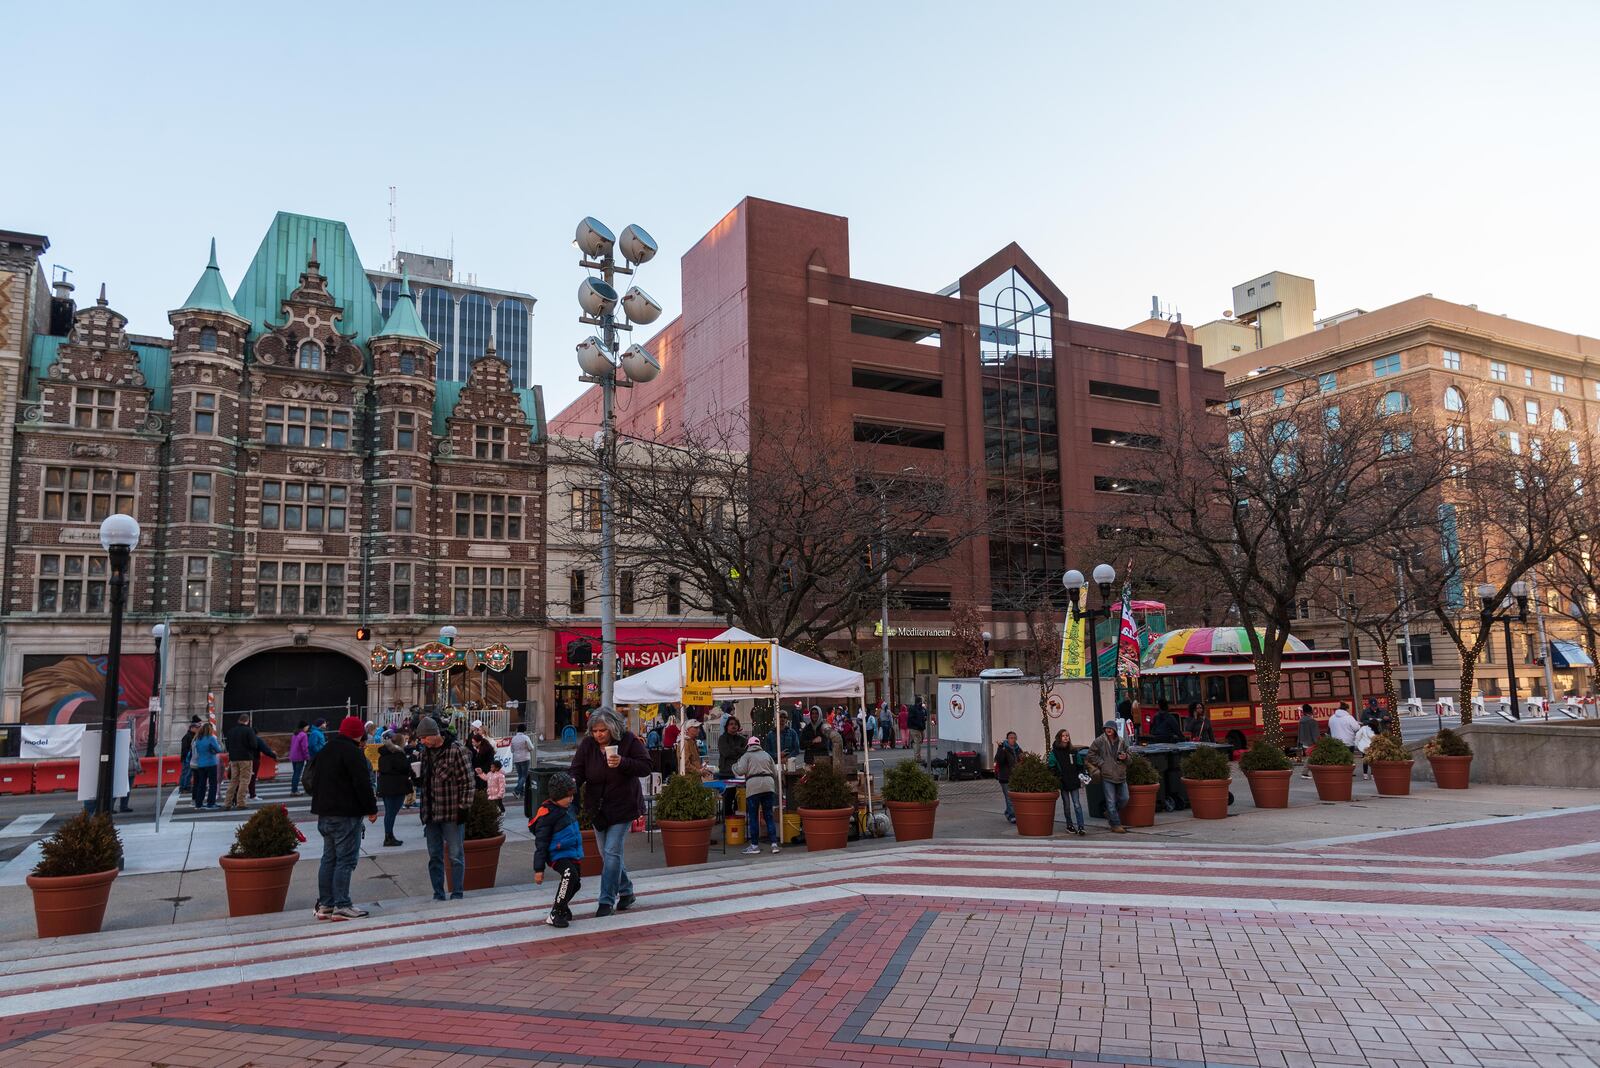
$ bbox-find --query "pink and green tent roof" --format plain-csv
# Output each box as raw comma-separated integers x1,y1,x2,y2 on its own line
1141,627,1310,669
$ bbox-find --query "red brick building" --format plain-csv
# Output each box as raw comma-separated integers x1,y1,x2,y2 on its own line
0,214,552,742
552,197,1225,703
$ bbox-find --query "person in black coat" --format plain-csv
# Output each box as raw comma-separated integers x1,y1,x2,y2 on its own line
569,706,650,917
1150,700,1183,743
716,717,746,818
309,716,378,919
376,731,413,847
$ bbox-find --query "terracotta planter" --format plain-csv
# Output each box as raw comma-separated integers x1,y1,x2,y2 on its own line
462,833,505,891
26,869,117,938
579,828,603,877
1309,763,1354,802
799,807,854,851
1183,778,1231,819
1371,760,1414,796
885,800,938,842
659,817,715,867
1120,783,1158,827
1429,754,1472,789
219,851,298,917
1245,769,1292,809
1010,791,1057,837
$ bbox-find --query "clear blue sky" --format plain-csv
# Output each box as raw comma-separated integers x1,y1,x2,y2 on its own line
7,1,1598,414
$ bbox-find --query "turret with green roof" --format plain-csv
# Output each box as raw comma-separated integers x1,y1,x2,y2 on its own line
177,238,240,317
372,269,431,342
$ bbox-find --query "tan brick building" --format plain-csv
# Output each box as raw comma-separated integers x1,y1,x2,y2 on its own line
0,213,552,746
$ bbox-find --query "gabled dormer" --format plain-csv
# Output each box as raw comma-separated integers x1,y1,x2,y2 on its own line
247,241,365,376
440,338,531,462
38,284,154,431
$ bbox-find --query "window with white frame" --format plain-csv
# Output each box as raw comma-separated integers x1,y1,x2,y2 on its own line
257,560,345,615
1551,373,1566,393
473,424,506,460
185,557,208,612
194,393,216,435
42,467,135,522
1442,349,1461,370
1491,396,1512,421
454,492,523,539
393,563,412,614
1553,408,1570,431
1490,360,1508,382
72,387,117,430
1373,353,1401,377
1447,424,1466,451
263,404,352,448
1526,399,1541,425
189,473,212,522
1522,368,1533,386
298,341,323,370
452,566,522,616
1443,386,1464,412
259,480,348,532
36,553,114,612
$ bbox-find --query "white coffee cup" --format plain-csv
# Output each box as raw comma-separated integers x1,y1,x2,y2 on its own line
605,744,619,760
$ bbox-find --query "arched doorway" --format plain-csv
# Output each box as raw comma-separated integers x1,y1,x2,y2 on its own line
223,648,367,734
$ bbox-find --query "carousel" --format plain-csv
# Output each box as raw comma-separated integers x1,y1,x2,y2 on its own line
369,628,520,740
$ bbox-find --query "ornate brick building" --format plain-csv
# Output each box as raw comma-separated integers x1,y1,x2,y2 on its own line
0,213,551,744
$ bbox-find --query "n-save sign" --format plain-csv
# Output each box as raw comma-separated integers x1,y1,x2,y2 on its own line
683,641,774,689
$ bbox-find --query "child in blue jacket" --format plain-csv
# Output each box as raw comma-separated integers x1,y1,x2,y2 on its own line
530,772,584,927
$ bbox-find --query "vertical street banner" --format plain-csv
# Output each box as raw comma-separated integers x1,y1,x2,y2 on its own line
1060,599,1087,678
1116,584,1141,682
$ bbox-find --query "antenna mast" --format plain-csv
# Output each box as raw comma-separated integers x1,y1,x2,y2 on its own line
388,186,397,270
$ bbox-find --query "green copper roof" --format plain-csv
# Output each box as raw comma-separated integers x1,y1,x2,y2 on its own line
231,212,381,346
373,270,431,342
28,335,172,411
178,238,241,317
433,381,546,443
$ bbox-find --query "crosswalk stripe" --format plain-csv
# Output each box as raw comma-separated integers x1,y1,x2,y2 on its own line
0,813,52,838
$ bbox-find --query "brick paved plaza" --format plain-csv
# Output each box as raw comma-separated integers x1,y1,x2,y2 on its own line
5,793,1600,1068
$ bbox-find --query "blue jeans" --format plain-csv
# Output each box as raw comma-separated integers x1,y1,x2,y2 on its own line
291,761,305,793
999,781,1014,820
423,820,465,899
597,821,632,907
191,765,218,808
514,761,530,798
179,763,192,793
381,793,404,840
746,792,777,846
1060,787,1085,828
1101,780,1130,828
317,815,363,909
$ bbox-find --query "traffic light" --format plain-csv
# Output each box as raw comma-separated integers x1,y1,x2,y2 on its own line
355,626,372,641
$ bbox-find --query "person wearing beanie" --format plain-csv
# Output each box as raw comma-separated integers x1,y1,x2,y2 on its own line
529,771,583,927
732,734,780,855
308,710,378,920
416,714,472,901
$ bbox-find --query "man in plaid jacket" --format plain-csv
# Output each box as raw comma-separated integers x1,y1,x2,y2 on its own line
416,716,473,900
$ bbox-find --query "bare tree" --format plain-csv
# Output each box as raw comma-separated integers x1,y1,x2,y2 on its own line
949,601,989,677
555,412,988,653
1409,418,1597,721
1120,383,1449,747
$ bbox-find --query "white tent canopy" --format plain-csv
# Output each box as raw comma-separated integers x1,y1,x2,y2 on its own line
613,627,864,704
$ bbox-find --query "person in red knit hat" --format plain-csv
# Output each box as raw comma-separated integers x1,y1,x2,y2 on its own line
307,714,378,920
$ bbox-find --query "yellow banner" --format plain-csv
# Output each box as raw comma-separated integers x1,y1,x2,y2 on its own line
680,686,714,706
683,641,775,689
1060,604,1086,678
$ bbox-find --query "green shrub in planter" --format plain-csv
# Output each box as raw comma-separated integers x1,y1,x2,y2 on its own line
1180,745,1232,780
1239,740,1292,773
883,760,937,803
795,761,855,809
1308,735,1354,766
465,788,503,840
656,773,717,821
1126,754,1160,786
1424,728,1472,757
1366,734,1410,763
229,804,298,858
1005,753,1058,793
33,812,120,877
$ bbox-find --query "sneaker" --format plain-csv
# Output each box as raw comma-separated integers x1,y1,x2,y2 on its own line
314,904,332,921
546,913,569,928
771,845,782,854
1113,826,1128,834
742,844,761,855
383,837,402,847
449,893,463,901
595,903,614,918
1076,827,1087,837
333,905,369,919
616,894,636,912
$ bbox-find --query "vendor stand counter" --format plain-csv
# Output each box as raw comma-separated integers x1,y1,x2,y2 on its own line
1084,741,1232,819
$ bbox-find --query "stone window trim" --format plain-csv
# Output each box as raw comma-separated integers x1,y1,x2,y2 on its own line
41,466,136,523
453,491,524,540
193,392,217,436
189,472,213,523
474,424,507,461
393,562,412,615
256,559,346,616
35,552,124,614
394,485,414,532
185,556,208,612
452,565,524,617
71,386,118,430
259,480,349,533
263,403,352,449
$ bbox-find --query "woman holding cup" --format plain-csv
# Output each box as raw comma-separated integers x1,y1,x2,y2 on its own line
570,707,651,917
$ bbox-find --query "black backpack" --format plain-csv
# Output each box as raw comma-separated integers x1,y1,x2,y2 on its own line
302,749,321,796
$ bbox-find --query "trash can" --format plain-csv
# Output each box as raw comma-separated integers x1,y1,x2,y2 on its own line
726,815,746,846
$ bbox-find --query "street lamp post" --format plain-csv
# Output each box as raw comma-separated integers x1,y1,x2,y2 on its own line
1479,582,1530,718
96,514,140,817
574,218,663,712
1064,564,1117,733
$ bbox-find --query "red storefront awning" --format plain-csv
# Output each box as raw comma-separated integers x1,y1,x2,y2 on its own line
554,627,727,671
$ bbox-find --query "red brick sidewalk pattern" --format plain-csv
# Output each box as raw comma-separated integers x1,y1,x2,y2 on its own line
5,898,1600,1067
1337,808,1600,859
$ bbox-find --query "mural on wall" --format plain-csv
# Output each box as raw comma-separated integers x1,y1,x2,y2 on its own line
21,653,157,748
